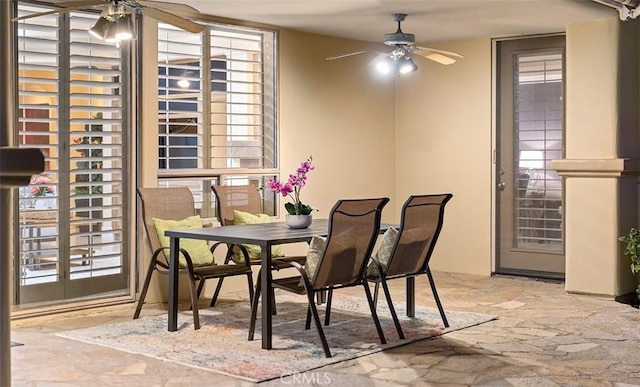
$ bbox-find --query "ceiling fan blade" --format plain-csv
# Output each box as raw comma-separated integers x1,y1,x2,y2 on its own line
12,6,85,21
415,52,457,65
136,0,201,16
53,0,107,7
413,46,463,65
12,0,106,22
141,7,205,33
415,46,464,59
325,51,367,61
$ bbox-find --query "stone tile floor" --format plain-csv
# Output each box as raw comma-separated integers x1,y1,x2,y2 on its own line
10,271,640,386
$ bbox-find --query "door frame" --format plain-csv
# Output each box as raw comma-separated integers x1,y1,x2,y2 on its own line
491,34,566,279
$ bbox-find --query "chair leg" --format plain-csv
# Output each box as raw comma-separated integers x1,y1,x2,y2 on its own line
188,274,201,330
133,255,157,319
305,306,312,330
248,271,262,341
246,270,255,305
362,280,386,345
196,279,206,299
271,287,277,315
373,282,380,307
210,278,225,307
380,278,405,339
324,287,333,326
210,250,234,307
426,267,449,328
306,290,332,358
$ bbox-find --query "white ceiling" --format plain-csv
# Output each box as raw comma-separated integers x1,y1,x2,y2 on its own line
151,0,616,44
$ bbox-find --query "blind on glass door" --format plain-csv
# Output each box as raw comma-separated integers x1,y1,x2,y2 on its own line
68,11,126,277
514,51,563,250
16,4,61,281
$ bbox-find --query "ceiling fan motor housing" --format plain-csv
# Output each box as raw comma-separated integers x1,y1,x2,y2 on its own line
384,13,415,46
383,32,415,46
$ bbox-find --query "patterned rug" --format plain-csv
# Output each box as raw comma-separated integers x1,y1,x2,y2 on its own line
57,293,496,383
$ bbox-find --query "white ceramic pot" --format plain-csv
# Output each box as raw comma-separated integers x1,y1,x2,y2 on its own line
286,214,312,229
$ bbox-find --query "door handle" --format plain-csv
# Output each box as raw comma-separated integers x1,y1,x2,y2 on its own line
498,182,506,191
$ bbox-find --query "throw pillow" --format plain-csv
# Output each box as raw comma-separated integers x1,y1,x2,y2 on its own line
367,227,399,277
153,215,214,269
301,235,326,285
232,210,284,261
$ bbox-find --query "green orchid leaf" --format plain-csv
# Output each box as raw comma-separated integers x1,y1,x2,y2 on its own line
298,203,314,215
284,202,296,215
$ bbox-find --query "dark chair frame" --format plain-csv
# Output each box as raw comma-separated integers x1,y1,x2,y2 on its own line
134,187,254,330
368,193,453,339
248,197,390,358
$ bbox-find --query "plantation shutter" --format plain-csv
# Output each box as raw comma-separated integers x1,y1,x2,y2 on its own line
515,51,564,249
209,27,276,169
157,22,277,218
68,11,127,282
16,2,129,303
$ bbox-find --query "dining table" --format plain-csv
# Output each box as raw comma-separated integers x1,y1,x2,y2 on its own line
164,219,407,350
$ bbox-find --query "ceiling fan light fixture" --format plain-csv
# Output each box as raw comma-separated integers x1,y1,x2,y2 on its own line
398,56,418,74
103,20,120,43
376,56,394,74
88,15,110,40
113,13,135,40
90,5,135,44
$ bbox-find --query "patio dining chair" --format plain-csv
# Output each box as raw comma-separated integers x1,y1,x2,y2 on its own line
367,193,453,339
210,184,306,308
134,187,254,330
248,197,390,358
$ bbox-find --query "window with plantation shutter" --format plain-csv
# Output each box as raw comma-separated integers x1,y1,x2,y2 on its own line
15,2,130,304
158,22,278,218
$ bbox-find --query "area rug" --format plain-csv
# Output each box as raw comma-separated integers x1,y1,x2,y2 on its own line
57,293,496,383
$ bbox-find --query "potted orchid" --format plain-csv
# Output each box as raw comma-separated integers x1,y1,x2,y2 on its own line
267,156,315,228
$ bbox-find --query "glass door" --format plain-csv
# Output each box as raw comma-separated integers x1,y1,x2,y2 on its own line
14,3,130,304
496,36,565,278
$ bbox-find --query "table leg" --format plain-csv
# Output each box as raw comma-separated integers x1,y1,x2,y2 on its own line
261,244,273,349
168,236,179,331
406,277,415,317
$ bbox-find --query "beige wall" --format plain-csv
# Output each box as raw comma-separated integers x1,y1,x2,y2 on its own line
277,29,396,224
395,39,493,276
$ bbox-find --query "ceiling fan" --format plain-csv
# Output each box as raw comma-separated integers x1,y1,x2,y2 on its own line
326,13,463,74
12,0,205,35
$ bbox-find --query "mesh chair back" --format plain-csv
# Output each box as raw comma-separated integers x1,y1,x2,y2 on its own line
312,198,389,289
137,187,196,260
385,194,453,277
211,184,263,226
